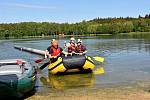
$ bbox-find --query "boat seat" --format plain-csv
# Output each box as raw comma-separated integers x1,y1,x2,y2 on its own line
0,65,23,77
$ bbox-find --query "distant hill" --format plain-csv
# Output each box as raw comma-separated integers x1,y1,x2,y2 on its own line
0,14,150,38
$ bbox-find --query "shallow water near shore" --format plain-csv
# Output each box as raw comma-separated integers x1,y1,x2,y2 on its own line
0,35,150,99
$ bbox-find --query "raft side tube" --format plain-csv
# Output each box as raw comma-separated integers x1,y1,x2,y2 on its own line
48,55,95,74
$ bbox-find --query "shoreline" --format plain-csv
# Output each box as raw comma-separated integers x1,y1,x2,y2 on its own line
26,81,150,100
1,32,150,40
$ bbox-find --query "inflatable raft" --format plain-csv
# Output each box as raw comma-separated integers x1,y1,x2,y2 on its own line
48,55,95,74
0,59,36,98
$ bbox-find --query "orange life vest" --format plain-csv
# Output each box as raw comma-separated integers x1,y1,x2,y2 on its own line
51,46,61,56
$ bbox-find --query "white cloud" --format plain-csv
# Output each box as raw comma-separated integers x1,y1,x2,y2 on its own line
14,3,56,9
1,3,56,9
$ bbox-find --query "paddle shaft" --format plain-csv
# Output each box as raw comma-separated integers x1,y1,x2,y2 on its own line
39,54,61,70
40,62,50,70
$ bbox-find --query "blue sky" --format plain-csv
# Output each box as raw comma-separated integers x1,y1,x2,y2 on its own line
0,0,149,23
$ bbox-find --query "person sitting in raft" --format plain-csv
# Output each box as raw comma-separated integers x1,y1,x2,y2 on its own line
46,39,66,63
75,39,87,55
64,37,77,55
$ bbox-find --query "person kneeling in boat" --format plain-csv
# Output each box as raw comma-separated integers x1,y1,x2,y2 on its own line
75,39,87,55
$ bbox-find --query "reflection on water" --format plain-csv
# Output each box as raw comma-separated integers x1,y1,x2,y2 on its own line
40,73,95,90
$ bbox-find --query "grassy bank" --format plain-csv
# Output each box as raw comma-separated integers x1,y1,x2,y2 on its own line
120,32,150,35
1,32,150,40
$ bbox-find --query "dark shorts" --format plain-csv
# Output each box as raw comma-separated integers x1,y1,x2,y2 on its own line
50,58,58,63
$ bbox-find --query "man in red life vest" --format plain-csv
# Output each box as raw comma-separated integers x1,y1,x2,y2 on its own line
75,39,87,55
40,39,67,70
46,39,64,63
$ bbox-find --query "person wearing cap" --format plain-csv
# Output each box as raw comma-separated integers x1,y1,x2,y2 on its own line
70,37,75,43
64,37,77,54
75,39,87,55
68,37,77,54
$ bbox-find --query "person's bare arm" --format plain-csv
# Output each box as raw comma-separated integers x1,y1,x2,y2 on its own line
45,50,57,58
82,50,87,54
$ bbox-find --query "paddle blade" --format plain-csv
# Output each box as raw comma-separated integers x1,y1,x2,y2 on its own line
94,67,105,75
35,59,44,63
93,56,104,62
16,59,23,65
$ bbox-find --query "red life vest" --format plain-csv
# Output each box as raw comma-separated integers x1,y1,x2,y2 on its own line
76,45,86,53
51,46,61,56
68,45,76,53
76,45,82,53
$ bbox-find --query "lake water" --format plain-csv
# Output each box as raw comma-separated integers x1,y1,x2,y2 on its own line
0,36,150,96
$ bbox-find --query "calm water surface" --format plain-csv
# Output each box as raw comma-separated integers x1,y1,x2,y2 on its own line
0,36,150,95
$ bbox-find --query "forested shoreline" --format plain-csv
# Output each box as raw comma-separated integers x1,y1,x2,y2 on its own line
0,14,150,38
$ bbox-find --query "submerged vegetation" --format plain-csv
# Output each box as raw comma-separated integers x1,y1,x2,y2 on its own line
1,14,150,38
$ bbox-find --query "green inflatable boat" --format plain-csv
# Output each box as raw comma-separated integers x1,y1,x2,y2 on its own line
0,59,36,98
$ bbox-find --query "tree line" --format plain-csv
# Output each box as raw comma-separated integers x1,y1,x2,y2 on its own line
0,14,150,38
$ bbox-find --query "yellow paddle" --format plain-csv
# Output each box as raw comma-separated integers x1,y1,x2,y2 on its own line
94,67,105,74
93,56,105,63
92,56,105,74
